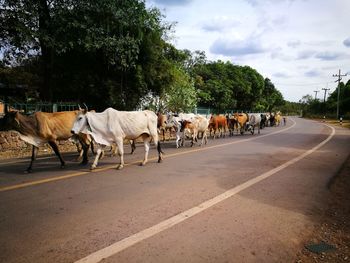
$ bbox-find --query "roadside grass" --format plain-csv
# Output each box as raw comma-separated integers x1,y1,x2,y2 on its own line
308,118,350,129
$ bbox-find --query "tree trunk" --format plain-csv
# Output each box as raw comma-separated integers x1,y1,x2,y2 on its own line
38,0,53,101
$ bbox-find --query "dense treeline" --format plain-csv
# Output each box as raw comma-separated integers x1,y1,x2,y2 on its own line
300,80,350,119
0,0,284,112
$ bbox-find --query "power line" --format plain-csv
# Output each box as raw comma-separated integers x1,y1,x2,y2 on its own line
333,69,348,119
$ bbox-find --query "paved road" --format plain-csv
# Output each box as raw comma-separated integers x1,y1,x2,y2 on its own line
0,117,349,263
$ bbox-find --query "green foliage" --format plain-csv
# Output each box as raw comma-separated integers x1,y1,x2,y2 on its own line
1,0,176,109
0,0,285,113
189,60,284,112
300,80,350,119
164,67,197,113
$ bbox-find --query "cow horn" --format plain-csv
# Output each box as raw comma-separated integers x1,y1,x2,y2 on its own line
83,103,88,111
78,104,82,110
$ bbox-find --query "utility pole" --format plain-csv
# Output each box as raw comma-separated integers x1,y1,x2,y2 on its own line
322,87,330,103
313,90,319,100
333,69,348,119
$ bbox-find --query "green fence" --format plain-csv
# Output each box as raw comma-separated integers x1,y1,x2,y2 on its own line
2,99,79,114
193,107,252,116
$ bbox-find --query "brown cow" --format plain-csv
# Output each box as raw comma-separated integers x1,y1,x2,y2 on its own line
226,114,238,136
232,112,249,135
208,115,228,139
0,106,89,172
157,112,175,142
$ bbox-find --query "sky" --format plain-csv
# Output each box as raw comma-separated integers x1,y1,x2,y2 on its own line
146,0,350,102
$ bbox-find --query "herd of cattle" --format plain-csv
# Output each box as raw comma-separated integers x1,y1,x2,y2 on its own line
0,104,285,173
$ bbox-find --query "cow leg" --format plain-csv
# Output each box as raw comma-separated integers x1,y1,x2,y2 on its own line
115,138,124,170
130,140,136,154
110,144,117,157
76,142,83,162
80,142,89,165
48,141,65,169
91,145,103,170
26,145,39,173
201,130,207,146
141,134,151,166
175,133,180,148
153,134,163,163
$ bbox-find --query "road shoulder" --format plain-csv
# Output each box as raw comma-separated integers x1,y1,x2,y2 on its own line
296,152,350,262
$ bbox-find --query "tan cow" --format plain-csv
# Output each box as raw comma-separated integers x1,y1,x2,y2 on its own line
275,112,282,126
232,112,249,135
0,106,89,172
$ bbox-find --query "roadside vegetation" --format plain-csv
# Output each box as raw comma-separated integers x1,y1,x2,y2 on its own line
1,0,282,113
0,0,347,117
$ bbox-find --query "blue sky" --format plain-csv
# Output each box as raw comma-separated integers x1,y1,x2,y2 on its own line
146,0,350,102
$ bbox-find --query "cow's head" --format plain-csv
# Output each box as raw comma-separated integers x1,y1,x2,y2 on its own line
246,124,252,132
0,105,20,131
71,111,90,135
180,120,191,132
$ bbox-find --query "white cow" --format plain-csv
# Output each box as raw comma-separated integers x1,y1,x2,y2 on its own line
180,115,209,146
247,113,262,135
167,113,197,148
71,108,163,170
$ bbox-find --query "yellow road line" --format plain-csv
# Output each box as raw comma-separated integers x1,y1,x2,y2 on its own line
0,121,296,192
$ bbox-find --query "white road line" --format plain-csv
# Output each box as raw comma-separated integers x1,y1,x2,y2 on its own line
75,123,335,263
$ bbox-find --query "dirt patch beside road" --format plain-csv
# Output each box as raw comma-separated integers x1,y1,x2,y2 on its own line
296,154,350,262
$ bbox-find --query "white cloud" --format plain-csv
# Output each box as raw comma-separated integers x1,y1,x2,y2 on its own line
210,35,267,57
315,51,348,61
297,50,316,60
273,72,290,78
343,37,350,47
147,0,350,102
304,69,322,77
201,16,241,32
152,0,193,6
287,40,301,48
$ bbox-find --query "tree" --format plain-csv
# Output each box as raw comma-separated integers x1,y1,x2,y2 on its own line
164,67,197,113
0,0,177,109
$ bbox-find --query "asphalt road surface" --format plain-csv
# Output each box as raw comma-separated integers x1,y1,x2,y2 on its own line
0,117,349,263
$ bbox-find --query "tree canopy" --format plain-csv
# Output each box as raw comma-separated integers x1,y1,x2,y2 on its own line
0,0,285,113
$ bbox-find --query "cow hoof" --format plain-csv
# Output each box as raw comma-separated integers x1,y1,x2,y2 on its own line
117,165,124,170
25,169,32,174
60,165,65,169
80,160,88,166
90,165,96,170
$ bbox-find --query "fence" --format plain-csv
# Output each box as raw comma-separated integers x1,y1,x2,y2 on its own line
193,107,252,116
0,99,79,114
